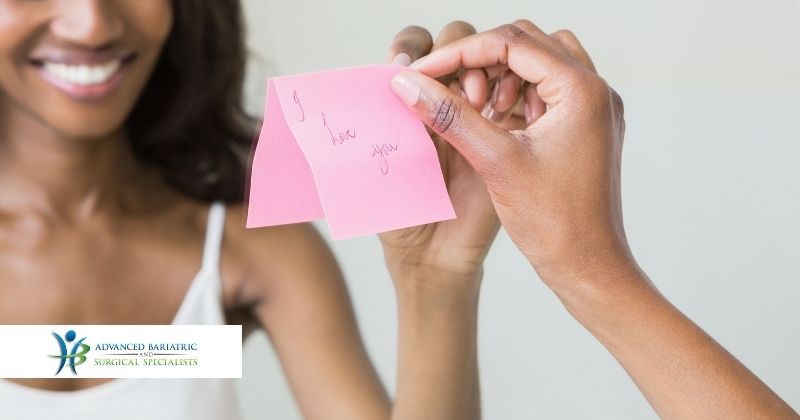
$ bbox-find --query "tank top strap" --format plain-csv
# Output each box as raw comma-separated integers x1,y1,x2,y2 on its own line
200,202,226,285
169,202,227,326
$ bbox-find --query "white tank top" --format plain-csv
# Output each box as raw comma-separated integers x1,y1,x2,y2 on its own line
0,203,242,420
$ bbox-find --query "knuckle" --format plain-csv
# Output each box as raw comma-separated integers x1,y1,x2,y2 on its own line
511,19,535,30
442,20,476,36
571,74,625,121
391,25,432,54
557,66,590,90
587,77,613,108
497,23,528,42
398,24,430,38
579,71,608,97
393,39,425,58
551,28,577,41
429,95,463,135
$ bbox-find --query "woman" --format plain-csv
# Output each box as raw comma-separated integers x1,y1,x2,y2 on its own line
0,1,497,419
4,1,793,419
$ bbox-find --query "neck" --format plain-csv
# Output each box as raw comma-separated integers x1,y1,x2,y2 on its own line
0,104,163,222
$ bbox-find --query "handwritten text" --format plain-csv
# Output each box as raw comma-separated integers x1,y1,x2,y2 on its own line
370,143,399,175
322,113,357,145
293,90,305,122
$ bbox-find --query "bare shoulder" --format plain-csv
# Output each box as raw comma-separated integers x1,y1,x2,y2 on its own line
221,204,343,311
222,203,337,275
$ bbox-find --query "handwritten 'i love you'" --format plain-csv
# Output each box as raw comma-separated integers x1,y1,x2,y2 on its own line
292,90,398,175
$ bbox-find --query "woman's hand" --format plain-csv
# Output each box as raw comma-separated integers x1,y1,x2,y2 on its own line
389,20,632,293
379,22,503,287
389,20,798,420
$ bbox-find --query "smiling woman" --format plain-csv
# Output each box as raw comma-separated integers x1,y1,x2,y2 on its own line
0,0,253,202
0,1,253,419
0,1,497,420
9,0,254,201
0,0,172,138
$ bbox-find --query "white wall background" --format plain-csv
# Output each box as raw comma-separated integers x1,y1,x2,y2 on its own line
236,1,800,418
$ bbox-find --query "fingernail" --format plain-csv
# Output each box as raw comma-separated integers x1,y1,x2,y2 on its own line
524,102,533,124
392,53,412,66
490,76,502,107
484,106,500,122
410,56,427,69
391,73,421,106
481,101,501,122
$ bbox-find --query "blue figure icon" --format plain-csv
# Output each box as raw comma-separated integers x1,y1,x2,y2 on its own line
49,329,90,375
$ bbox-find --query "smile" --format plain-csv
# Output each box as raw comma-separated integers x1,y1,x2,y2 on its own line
42,60,122,86
31,53,135,101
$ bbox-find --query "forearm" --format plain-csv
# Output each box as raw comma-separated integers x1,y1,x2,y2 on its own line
390,269,482,420
551,262,797,419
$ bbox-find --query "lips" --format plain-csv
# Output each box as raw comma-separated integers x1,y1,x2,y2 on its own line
28,50,137,100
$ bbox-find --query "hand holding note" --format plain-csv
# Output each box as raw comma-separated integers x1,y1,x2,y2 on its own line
379,23,501,281
248,22,503,283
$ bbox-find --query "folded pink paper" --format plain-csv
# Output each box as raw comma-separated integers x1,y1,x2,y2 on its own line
246,64,456,239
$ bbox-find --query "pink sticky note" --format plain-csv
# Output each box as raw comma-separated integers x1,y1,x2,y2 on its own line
246,64,456,239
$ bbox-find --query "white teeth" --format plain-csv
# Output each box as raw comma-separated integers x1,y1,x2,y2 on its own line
42,60,121,86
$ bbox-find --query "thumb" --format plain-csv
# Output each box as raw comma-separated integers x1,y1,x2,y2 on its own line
390,70,516,176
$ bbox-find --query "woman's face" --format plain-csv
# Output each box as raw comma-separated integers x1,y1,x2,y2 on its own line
0,0,172,140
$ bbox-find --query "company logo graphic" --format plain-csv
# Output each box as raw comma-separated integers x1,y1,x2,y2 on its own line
49,330,90,376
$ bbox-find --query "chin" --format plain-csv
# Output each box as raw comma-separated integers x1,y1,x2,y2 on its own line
46,112,129,142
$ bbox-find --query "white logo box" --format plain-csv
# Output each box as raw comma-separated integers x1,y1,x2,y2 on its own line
0,325,242,378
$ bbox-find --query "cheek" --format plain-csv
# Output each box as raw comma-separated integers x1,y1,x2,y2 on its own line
124,0,174,48
0,3,39,94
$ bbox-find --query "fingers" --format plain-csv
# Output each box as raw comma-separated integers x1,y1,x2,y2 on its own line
524,83,547,125
497,100,530,130
411,23,573,105
390,71,519,176
431,21,478,88
388,25,433,65
484,70,524,123
511,19,597,72
549,29,596,72
493,71,524,113
500,21,598,76
510,19,560,46
432,20,477,50
460,68,489,110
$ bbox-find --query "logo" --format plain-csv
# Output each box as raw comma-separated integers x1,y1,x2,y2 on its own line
48,330,90,376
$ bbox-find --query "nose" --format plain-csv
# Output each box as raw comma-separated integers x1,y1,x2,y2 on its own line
50,0,124,48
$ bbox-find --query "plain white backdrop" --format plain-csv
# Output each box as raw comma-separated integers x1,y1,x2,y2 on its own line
236,1,800,418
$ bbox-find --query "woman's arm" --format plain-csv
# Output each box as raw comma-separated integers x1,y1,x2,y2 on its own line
557,263,797,419
388,267,482,420
233,221,484,420
235,222,389,420
390,20,799,419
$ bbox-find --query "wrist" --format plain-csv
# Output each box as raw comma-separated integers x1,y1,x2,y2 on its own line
383,247,486,279
526,231,639,294
391,266,483,308
540,253,661,321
